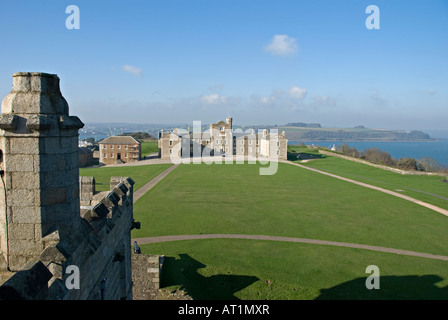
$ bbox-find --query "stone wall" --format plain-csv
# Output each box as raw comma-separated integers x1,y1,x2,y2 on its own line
79,147,93,167
131,252,164,300
0,176,136,300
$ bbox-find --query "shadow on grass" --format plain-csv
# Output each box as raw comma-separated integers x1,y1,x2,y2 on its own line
287,152,326,161
161,254,259,300
316,275,448,300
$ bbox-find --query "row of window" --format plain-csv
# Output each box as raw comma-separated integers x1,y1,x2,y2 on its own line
169,147,281,155
102,144,138,149
172,139,281,146
213,147,281,155
103,153,138,158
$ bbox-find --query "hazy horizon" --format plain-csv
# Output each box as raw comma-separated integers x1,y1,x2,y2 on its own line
81,121,448,140
0,1,447,131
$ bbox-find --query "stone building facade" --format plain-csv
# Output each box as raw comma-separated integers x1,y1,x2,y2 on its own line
0,72,136,300
78,147,94,167
158,117,288,160
99,136,141,166
158,130,182,159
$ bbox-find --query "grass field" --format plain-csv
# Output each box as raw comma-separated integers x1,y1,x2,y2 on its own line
290,146,448,210
79,163,172,191
141,141,158,157
131,161,448,299
141,239,448,300
132,162,448,255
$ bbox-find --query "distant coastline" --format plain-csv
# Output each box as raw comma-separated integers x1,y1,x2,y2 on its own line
285,138,440,142
288,140,448,167
276,125,435,142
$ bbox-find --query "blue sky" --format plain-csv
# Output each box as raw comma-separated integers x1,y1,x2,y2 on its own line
0,0,447,130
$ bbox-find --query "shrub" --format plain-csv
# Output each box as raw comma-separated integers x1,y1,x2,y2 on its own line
418,157,448,173
362,148,397,166
397,157,418,171
338,144,361,158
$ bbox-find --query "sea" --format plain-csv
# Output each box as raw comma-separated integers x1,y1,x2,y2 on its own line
288,140,448,167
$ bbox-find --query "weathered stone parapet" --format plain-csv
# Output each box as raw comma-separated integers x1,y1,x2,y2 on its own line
3,72,68,115
0,176,136,300
131,253,165,300
0,261,52,300
79,176,95,206
0,74,83,137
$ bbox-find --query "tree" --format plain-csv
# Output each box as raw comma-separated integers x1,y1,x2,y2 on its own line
397,157,418,171
338,144,361,158
418,157,442,172
363,148,396,166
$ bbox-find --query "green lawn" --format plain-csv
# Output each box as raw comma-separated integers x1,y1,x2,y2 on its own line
131,161,448,300
296,153,448,210
141,141,158,157
141,239,448,300
132,162,448,256
79,163,172,191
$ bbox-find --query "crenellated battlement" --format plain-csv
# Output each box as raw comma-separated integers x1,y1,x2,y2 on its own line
0,177,134,300
0,176,135,300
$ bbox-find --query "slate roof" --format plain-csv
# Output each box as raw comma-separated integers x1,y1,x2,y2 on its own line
99,136,141,145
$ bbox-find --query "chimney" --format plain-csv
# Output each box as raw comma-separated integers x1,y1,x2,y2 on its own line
225,117,232,128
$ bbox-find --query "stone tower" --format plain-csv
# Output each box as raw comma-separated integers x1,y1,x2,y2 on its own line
0,72,84,271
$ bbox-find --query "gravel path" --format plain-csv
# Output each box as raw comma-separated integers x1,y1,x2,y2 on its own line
132,234,448,261
133,164,179,202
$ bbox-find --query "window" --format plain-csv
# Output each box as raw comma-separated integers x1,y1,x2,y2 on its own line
104,153,107,158
241,147,244,152
169,140,173,146
277,141,280,147
170,149,172,154
110,153,114,158
125,153,128,158
249,140,252,145
111,145,114,149
277,150,279,155
241,140,244,145
118,145,121,149
125,145,128,149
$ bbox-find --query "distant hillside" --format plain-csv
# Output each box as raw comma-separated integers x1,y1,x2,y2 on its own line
278,126,434,142
285,122,322,128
